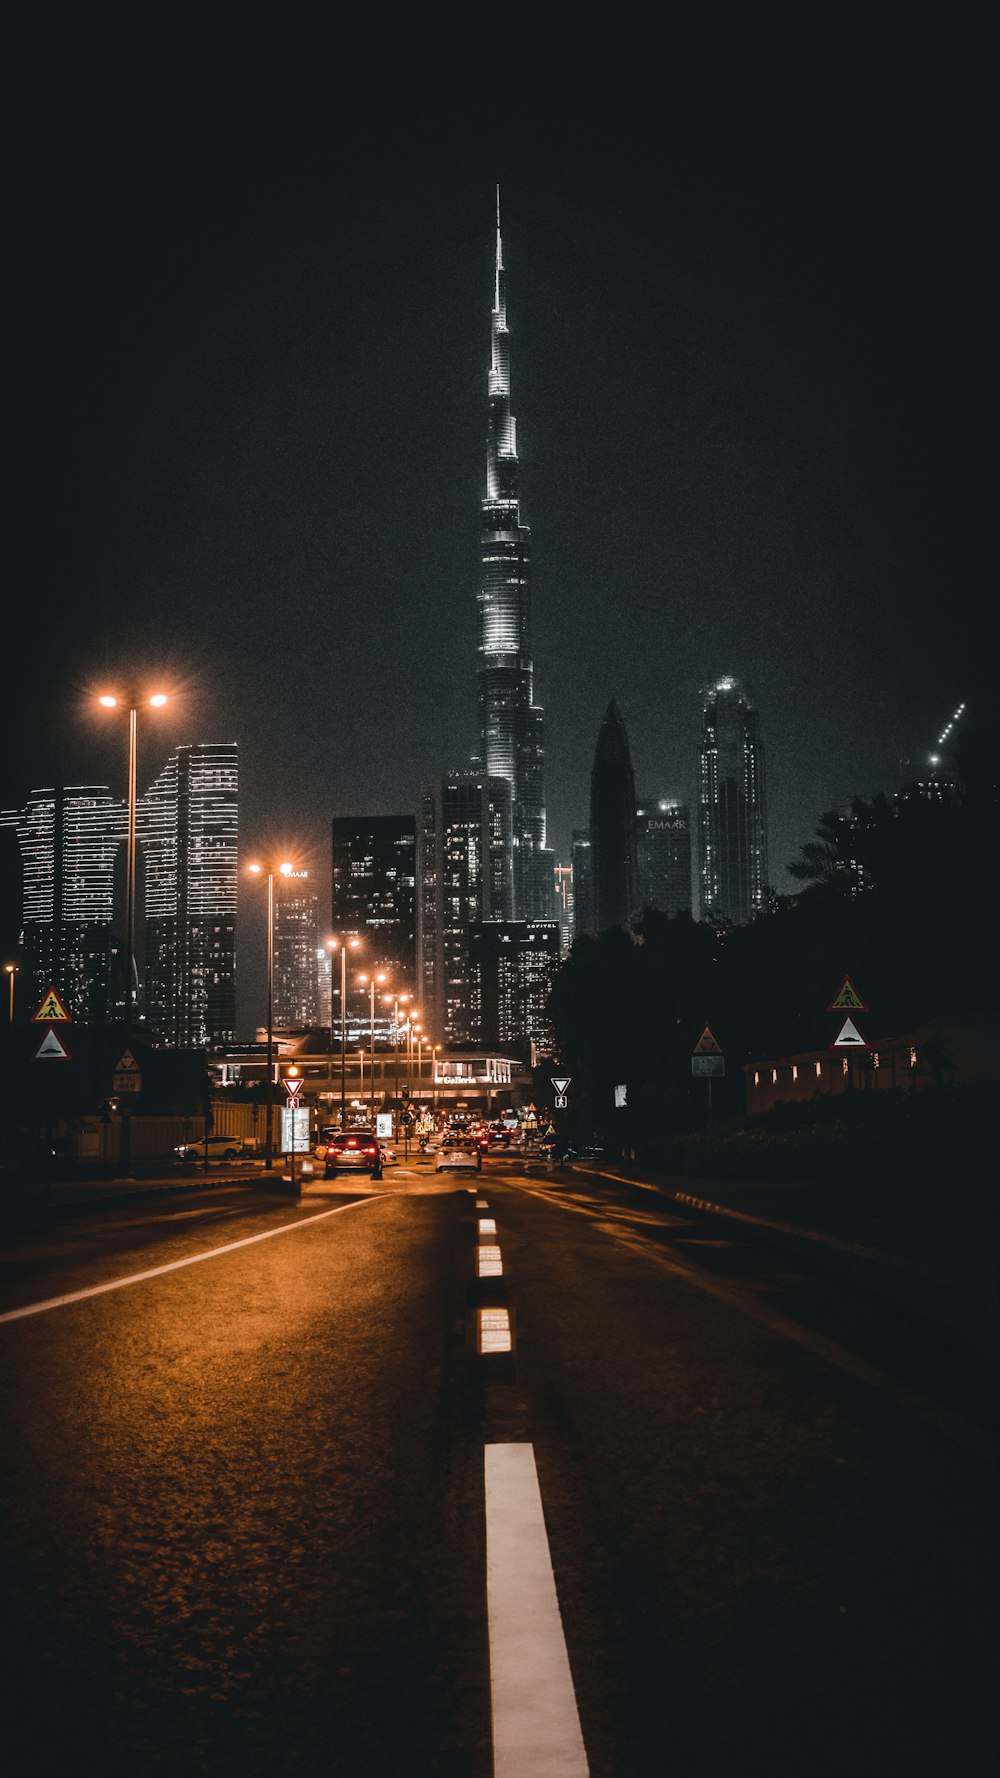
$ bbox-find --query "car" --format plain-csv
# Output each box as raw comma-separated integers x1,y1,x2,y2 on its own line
323,1129,382,1176
174,1134,248,1164
434,1145,479,1173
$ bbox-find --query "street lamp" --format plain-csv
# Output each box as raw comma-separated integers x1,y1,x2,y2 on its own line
327,936,362,1130
248,859,296,1168
433,1045,441,1118
4,963,17,1023
358,970,387,1117
383,991,410,1133
99,691,168,1029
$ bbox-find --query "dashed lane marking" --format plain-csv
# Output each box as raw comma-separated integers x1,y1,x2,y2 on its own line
0,1196,388,1324
485,1442,590,1777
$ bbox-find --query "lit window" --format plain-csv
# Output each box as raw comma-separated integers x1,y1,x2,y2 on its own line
792,1065,798,1081
872,1051,879,1069
771,1068,778,1084
754,1071,759,1086
842,1058,849,1075
909,1047,917,1068
815,1061,821,1077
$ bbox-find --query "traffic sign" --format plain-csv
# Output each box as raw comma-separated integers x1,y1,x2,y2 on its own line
113,1047,142,1092
691,1055,725,1078
831,1016,868,1048
282,1075,302,1099
551,1076,571,1095
35,1028,71,1061
32,987,72,1023
554,1094,568,1109
285,1096,301,1111
692,1026,723,1055
827,977,868,1012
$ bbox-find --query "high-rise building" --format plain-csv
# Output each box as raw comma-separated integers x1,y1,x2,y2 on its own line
553,863,574,953
140,743,238,1047
1,787,123,1019
330,816,416,988
477,190,550,920
469,919,561,1051
417,773,513,1044
590,700,637,933
635,799,693,916
273,878,319,1027
698,677,768,924
571,829,594,938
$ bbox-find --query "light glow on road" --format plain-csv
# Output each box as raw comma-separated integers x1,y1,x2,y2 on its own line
0,1198,386,1324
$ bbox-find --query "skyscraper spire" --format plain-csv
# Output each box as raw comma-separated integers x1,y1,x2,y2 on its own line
477,191,550,918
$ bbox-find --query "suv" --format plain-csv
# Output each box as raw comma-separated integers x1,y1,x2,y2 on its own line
323,1129,382,1177
173,1135,248,1164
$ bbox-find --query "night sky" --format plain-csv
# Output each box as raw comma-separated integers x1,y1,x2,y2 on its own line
4,42,992,1034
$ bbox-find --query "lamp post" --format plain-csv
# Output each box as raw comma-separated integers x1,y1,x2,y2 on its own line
358,970,387,1118
248,860,295,1168
327,936,362,1130
99,689,167,1177
4,963,17,1022
433,1045,441,1120
384,991,410,1134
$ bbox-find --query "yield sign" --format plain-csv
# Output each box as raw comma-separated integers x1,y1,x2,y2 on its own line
832,1016,868,1048
693,1026,723,1055
551,1076,571,1095
32,986,72,1023
35,1028,72,1061
283,1075,303,1099
827,976,868,1012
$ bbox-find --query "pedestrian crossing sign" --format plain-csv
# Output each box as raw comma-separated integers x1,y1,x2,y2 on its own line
827,977,868,1012
32,986,72,1023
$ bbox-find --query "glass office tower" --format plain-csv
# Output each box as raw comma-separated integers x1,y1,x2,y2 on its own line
477,190,551,920
1,786,123,1019
698,677,768,924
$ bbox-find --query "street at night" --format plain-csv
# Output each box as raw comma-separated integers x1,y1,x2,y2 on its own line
1,1156,994,1776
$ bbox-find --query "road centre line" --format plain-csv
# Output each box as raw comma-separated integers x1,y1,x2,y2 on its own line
0,1196,385,1324
485,1442,590,1777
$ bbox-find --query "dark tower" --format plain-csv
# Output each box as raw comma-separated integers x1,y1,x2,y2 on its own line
589,700,637,933
698,676,768,924
477,188,550,919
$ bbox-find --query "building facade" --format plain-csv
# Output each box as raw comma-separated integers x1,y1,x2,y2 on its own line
476,190,551,920
553,862,574,953
417,773,513,1044
273,878,319,1027
1,786,123,1020
590,700,637,933
571,829,594,938
698,677,768,925
469,919,561,1051
635,798,693,916
330,816,416,989
140,743,238,1048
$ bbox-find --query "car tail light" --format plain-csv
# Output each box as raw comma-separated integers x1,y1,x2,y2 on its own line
347,1139,358,1148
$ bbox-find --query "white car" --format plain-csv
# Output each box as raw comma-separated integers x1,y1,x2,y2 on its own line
434,1145,479,1173
174,1135,248,1164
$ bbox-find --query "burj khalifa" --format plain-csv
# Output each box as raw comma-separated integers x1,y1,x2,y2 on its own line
476,190,551,920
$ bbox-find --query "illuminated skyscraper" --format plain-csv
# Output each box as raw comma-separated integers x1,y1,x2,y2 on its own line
477,190,551,919
469,919,561,1050
273,877,319,1027
140,743,238,1047
698,677,768,924
0,786,123,1018
330,816,416,988
590,701,637,933
417,772,513,1043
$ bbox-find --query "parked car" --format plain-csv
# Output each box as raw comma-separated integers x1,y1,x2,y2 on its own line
323,1130,382,1176
434,1145,479,1173
173,1135,248,1164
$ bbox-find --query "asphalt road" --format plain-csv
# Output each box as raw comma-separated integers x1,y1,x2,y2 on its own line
0,1160,995,1776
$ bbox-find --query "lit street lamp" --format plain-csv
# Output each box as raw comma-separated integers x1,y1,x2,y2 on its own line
4,963,17,1023
248,859,296,1168
358,970,387,1118
383,991,410,1134
327,936,362,1129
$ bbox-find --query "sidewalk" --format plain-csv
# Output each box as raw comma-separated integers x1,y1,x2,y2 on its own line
0,1162,293,1226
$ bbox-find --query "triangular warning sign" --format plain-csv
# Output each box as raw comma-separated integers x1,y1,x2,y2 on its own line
693,1026,723,1055
827,977,868,1013
32,986,72,1023
114,1048,141,1072
832,1017,868,1048
35,1028,72,1061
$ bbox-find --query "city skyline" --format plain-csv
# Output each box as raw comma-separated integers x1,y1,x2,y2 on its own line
4,58,990,1032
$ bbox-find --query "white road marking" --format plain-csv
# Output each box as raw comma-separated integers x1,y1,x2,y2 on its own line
485,1442,589,1777
0,1197,384,1325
